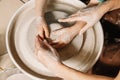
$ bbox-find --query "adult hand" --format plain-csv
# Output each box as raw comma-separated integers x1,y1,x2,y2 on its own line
50,22,86,48
36,16,49,39
35,35,61,70
58,6,103,35
50,27,75,48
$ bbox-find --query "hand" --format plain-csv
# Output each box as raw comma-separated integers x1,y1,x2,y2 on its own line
36,16,49,39
50,27,76,48
58,6,103,35
35,35,61,70
50,22,86,48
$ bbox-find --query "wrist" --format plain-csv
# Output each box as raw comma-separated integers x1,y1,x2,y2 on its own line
70,22,86,35
54,63,71,79
54,63,83,80
36,12,44,17
95,1,112,17
51,63,65,77
97,0,114,14
35,16,42,25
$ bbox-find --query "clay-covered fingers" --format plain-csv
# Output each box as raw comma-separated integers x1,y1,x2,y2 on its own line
38,25,44,39
69,11,81,17
37,18,50,39
35,35,50,51
43,39,56,52
79,24,91,35
53,43,66,48
50,41,66,48
58,16,79,22
38,23,49,39
43,22,50,38
35,35,42,55
35,35,44,50
58,11,81,22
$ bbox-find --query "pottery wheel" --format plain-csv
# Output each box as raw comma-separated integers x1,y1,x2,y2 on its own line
6,0,103,79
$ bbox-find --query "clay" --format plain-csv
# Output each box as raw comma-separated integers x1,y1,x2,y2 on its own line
6,0,103,79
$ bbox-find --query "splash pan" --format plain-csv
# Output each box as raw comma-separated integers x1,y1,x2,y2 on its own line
6,0,103,80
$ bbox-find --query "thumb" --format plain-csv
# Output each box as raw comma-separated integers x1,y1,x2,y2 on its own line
43,40,55,52
43,24,50,38
36,35,49,51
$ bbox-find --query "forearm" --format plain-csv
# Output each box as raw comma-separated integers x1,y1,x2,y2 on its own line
35,0,48,16
97,0,120,14
107,0,120,11
89,0,120,10
91,0,119,21
55,63,114,80
69,22,86,36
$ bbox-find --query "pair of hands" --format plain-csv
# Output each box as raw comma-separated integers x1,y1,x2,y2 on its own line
35,5,104,71
37,17,80,48
37,5,102,48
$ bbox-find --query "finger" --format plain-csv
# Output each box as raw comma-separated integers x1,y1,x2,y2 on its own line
49,39,60,45
58,17,77,22
50,40,66,48
37,35,50,50
69,13,80,17
43,40,51,49
43,40,60,58
36,35,44,47
43,40,55,51
53,43,66,48
79,24,90,35
73,21,86,28
38,27,44,39
35,36,45,54
36,35,47,51
43,24,50,38
67,10,81,17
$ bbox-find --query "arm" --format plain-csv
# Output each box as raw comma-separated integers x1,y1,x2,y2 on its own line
35,0,49,38
35,0,47,16
35,35,118,80
58,0,120,35
55,63,114,80
50,22,86,48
